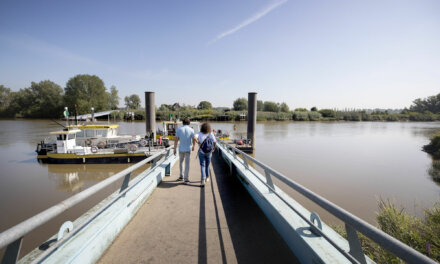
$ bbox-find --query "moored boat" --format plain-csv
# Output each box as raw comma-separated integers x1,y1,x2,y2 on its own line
40,129,162,164
36,123,143,157
156,121,231,140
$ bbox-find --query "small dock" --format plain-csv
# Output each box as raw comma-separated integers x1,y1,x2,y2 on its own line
98,150,298,263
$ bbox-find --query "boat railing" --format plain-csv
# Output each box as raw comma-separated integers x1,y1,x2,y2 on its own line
217,140,435,264
0,147,173,263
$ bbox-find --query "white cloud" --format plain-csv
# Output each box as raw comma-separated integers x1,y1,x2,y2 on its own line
210,0,288,44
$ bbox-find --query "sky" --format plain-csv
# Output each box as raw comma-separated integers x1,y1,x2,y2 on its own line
0,0,439,110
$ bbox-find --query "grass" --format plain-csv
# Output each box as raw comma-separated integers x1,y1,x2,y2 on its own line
333,199,440,263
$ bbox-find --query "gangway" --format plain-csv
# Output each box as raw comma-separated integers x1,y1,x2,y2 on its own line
0,142,436,263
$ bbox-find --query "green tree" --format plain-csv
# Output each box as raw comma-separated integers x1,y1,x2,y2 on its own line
197,101,212,110
108,85,120,110
233,98,248,111
311,106,318,111
125,94,141,109
263,101,279,112
280,102,289,112
64,74,108,113
295,108,308,112
159,104,171,111
319,109,335,118
257,100,264,111
0,85,11,109
410,93,440,113
7,81,64,118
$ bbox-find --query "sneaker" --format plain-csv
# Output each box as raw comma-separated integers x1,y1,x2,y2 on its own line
183,179,189,185
206,177,210,182
200,179,205,187
177,176,183,181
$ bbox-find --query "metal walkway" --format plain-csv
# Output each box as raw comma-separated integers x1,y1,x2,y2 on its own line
98,150,298,263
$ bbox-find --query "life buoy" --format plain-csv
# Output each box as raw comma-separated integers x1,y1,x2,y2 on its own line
97,141,106,149
85,139,92,146
128,144,138,152
140,139,147,147
91,146,98,153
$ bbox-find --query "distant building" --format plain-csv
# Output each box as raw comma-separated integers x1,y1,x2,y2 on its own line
172,103,181,111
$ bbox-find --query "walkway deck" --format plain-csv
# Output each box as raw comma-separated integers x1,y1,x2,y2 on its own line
98,150,298,263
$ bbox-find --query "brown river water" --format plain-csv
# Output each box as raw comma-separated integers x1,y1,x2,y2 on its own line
0,119,439,257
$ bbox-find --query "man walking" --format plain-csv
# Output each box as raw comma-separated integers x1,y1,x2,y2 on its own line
174,117,196,184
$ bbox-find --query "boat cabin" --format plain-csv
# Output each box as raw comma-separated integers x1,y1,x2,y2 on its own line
157,121,200,140
67,124,119,139
50,129,81,154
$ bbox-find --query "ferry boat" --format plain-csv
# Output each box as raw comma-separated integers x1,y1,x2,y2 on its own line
40,129,160,164
36,123,142,158
156,121,230,140
156,121,201,141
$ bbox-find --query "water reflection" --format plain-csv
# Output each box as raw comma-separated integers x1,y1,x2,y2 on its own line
428,159,440,186
44,163,131,192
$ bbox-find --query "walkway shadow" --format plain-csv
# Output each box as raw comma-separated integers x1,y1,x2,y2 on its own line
210,152,299,263
157,180,182,189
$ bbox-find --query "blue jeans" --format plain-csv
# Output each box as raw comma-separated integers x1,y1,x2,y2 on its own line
198,151,212,181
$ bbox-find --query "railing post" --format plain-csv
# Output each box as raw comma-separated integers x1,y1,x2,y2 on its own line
1,237,22,264
345,223,367,264
242,155,249,169
119,173,131,193
264,169,275,193
152,156,157,168
232,149,237,159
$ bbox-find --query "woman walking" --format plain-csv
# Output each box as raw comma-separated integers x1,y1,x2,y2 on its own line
196,122,216,187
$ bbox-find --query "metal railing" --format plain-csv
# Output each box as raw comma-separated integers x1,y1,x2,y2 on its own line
0,147,172,264
217,141,436,264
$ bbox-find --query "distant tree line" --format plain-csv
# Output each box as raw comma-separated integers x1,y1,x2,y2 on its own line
0,74,142,118
2,78,439,122
151,93,440,122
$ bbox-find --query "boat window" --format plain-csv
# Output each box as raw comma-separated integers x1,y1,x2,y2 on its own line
96,129,108,137
86,129,95,137
57,134,66,140
76,130,84,138
68,134,75,140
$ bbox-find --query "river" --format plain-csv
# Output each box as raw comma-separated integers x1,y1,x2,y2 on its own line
0,119,439,256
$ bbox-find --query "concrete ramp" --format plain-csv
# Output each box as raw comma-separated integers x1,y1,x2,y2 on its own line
99,151,298,263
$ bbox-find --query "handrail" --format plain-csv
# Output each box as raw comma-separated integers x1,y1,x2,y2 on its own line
218,141,436,264
0,147,171,250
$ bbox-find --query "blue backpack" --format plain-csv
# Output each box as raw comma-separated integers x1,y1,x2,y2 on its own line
200,134,215,153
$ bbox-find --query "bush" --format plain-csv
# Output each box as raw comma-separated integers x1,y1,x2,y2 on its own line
319,109,335,118
409,112,437,121
308,111,321,121
334,200,440,263
292,111,309,121
423,132,440,158
386,114,400,122
294,108,308,112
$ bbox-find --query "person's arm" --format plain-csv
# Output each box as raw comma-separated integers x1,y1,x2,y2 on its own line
212,142,217,152
174,137,179,155
192,136,196,151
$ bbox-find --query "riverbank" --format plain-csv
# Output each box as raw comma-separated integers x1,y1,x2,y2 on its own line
110,109,440,122
334,199,440,262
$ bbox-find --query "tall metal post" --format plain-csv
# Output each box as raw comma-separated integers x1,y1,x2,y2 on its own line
74,104,78,126
145,92,156,142
91,107,95,122
247,92,257,151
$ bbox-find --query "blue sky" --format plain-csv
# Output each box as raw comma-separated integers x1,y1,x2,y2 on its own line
0,0,439,109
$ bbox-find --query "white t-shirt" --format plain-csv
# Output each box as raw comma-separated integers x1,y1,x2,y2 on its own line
197,132,216,145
